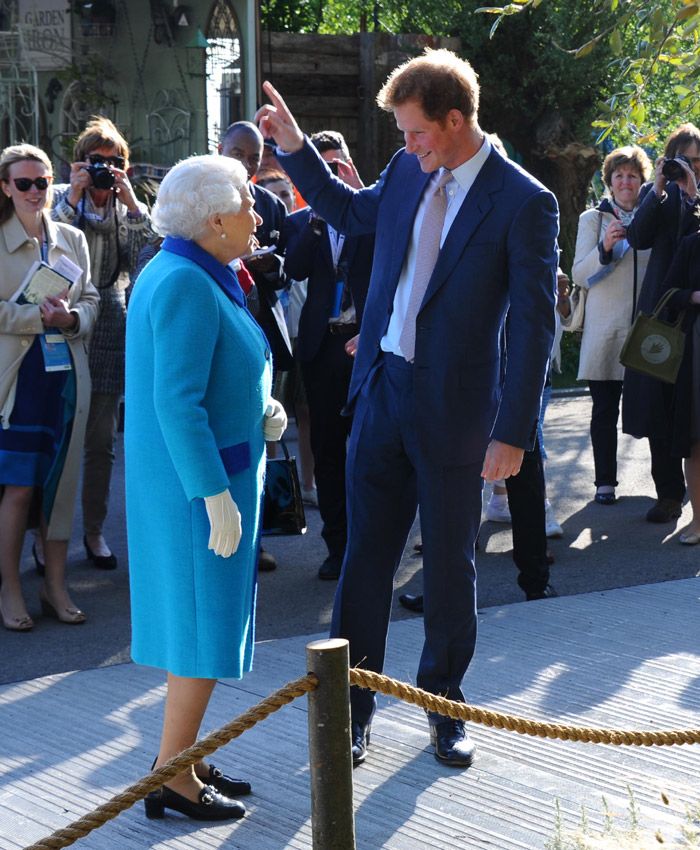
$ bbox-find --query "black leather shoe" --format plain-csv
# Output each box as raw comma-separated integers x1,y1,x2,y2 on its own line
594,490,616,505
197,763,251,797
32,542,45,576
83,536,117,570
351,720,371,766
526,583,558,601
318,555,342,580
429,719,476,767
144,784,245,820
257,548,277,572
398,593,424,613
646,498,683,523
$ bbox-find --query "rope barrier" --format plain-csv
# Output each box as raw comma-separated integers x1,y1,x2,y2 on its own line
23,673,318,850
21,658,700,850
349,668,700,746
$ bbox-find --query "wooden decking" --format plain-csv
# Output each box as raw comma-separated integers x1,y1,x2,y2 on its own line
1,578,699,849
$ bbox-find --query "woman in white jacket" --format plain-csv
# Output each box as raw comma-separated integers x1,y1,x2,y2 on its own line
571,145,652,505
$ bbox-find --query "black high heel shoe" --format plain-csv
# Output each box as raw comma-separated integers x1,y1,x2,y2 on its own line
32,542,45,577
197,763,251,797
83,535,117,570
144,784,246,821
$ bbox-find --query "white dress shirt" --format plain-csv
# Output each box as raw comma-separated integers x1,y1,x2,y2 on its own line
381,136,493,357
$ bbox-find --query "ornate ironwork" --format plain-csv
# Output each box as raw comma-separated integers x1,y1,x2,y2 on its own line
0,26,38,147
146,88,191,165
206,0,242,152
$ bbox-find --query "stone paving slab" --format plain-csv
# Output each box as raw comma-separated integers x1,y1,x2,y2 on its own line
1,578,699,849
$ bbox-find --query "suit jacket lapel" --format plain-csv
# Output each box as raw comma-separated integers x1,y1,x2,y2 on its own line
422,151,504,307
386,169,432,296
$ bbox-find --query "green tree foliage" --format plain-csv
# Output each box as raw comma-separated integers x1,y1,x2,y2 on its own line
476,0,700,141
261,0,464,35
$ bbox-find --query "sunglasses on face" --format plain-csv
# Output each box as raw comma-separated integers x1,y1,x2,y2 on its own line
88,153,125,170
13,176,51,191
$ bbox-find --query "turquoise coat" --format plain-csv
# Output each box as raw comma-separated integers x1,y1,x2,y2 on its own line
125,239,272,679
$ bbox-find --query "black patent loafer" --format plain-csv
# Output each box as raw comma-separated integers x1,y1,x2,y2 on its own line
144,783,245,821
200,763,251,797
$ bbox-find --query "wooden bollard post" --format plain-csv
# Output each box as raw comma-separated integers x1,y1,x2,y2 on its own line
306,638,356,850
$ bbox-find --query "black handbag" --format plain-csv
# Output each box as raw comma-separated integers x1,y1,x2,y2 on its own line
262,439,307,536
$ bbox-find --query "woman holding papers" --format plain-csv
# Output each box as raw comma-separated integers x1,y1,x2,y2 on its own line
125,154,286,821
570,145,652,505
0,144,98,630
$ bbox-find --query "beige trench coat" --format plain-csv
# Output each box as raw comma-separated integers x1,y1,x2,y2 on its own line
572,207,651,382
0,211,99,539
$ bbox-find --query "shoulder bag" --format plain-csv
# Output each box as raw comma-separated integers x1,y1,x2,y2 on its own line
619,288,686,384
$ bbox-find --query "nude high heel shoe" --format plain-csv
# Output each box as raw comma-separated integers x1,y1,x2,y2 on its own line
39,589,86,625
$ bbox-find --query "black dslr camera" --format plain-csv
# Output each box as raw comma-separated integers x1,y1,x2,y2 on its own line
661,153,692,182
87,161,116,190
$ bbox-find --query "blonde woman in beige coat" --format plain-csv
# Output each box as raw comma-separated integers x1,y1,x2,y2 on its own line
0,144,98,631
571,145,651,506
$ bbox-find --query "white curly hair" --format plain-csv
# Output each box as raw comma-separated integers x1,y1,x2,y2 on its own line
152,154,248,240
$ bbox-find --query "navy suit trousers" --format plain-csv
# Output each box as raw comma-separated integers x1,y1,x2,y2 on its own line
330,352,482,724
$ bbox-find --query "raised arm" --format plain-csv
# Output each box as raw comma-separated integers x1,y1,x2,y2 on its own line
254,82,305,153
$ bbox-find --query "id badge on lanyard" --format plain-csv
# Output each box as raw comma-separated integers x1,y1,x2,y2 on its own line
328,226,346,318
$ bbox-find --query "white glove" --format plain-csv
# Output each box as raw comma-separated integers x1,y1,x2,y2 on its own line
203,490,242,557
263,398,287,442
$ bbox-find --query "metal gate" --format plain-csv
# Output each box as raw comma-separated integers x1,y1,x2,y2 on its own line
0,27,39,147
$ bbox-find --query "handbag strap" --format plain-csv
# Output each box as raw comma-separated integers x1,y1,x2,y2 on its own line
651,287,685,327
277,437,291,461
631,249,638,325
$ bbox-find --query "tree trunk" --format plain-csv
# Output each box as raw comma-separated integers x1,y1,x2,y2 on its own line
523,142,600,273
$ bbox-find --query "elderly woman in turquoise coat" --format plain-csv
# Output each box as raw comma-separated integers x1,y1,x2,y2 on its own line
125,154,287,822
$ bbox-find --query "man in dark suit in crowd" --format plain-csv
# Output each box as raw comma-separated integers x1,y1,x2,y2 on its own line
220,121,292,573
219,121,293,376
284,130,374,580
256,48,558,768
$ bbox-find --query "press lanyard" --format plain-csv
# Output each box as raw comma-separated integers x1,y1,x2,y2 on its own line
327,225,345,272
39,230,72,372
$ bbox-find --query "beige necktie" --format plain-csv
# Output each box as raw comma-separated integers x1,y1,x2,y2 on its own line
399,169,452,362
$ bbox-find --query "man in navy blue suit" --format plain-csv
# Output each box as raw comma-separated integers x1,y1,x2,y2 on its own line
284,131,374,581
257,49,558,768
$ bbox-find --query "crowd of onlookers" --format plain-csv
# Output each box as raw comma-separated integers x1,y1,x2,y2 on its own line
1,112,699,635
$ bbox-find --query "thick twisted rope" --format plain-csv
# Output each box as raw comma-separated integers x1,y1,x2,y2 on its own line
23,674,318,850
350,668,700,746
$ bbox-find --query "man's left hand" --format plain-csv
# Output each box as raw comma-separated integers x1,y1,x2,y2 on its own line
481,440,524,481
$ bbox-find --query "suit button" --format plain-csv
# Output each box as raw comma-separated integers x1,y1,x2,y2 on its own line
20,339,29,347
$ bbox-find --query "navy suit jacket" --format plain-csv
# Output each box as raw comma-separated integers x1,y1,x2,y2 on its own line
283,207,374,362
280,140,559,466
249,181,293,371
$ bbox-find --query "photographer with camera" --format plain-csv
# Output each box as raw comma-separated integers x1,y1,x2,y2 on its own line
624,123,700,525
51,116,153,570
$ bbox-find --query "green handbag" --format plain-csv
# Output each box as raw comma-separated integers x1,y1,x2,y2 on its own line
619,288,686,384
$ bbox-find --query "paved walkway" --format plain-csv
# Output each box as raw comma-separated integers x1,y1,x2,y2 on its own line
2,394,700,848
2,579,699,849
